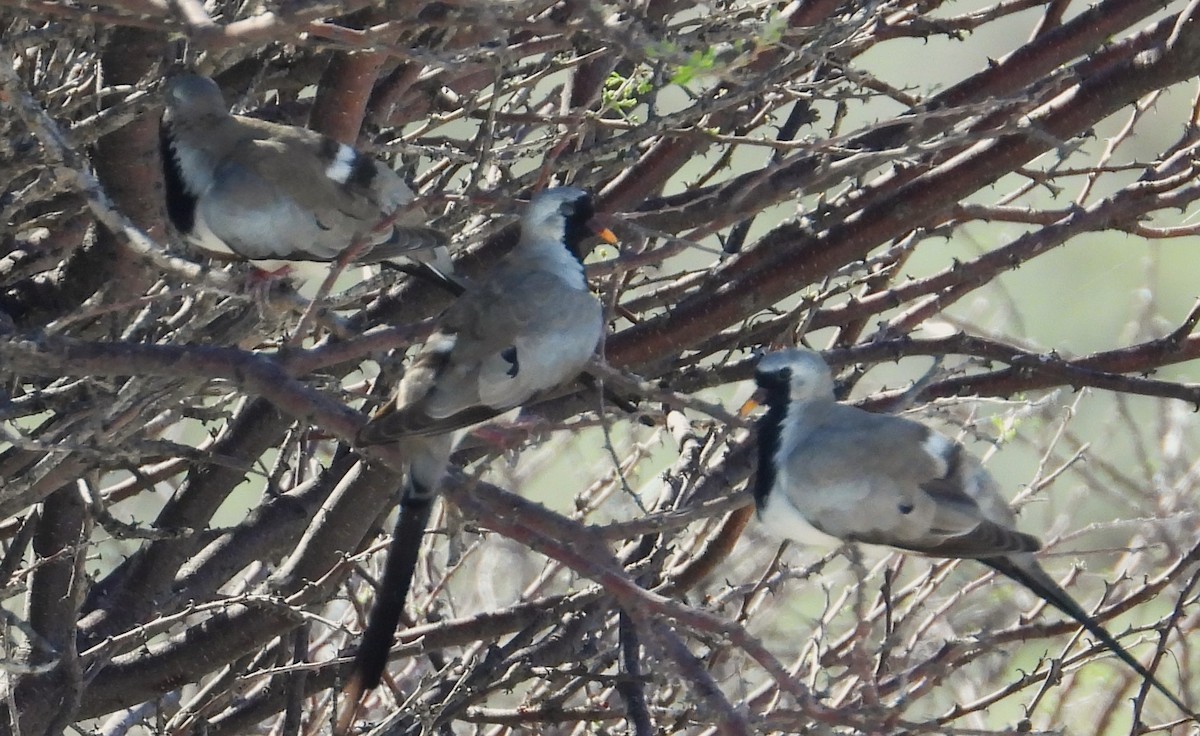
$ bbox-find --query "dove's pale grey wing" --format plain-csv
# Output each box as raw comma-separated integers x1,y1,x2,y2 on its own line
195,159,325,260
913,447,1042,557
358,268,601,441
357,227,450,262
206,133,434,260
356,336,505,443
164,91,446,263
778,406,1039,557
236,121,448,260
429,269,601,413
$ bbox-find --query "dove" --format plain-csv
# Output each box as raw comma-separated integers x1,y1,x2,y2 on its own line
161,73,445,265
745,348,1194,719
337,187,618,730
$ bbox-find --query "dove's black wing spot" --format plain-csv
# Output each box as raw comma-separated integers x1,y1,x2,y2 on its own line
318,137,379,194
348,153,379,191
502,346,520,378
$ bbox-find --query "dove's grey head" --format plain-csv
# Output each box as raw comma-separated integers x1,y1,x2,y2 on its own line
164,74,228,121
754,348,836,405
519,186,613,261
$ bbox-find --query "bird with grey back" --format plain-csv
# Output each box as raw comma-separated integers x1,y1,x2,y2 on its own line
336,187,617,732
160,73,446,264
746,347,1195,719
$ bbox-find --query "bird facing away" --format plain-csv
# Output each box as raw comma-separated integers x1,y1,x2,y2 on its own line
747,348,1194,719
160,74,447,264
340,187,617,720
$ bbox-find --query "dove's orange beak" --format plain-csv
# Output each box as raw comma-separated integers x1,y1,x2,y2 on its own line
738,388,765,417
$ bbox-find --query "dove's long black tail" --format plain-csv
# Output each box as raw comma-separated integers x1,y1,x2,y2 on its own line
336,478,436,736
349,489,434,693
983,555,1195,720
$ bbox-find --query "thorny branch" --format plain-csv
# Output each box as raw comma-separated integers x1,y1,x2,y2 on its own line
1,1,1200,735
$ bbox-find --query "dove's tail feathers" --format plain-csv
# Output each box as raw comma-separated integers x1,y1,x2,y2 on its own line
983,555,1195,720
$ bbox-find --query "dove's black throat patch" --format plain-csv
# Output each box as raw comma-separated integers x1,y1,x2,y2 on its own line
752,371,792,510
561,193,597,264
160,122,197,235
